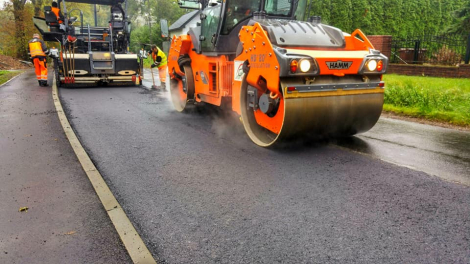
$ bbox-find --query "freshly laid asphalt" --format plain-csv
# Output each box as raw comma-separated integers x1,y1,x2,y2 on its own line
0,70,131,263
58,73,470,264
339,118,470,186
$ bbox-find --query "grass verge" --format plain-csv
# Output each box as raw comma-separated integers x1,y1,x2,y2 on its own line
382,74,470,127
0,70,22,86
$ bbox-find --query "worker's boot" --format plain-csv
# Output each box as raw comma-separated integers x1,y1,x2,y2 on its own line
160,82,166,90
38,80,43,86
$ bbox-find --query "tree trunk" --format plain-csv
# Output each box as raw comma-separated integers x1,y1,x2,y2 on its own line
11,0,28,59
31,0,45,17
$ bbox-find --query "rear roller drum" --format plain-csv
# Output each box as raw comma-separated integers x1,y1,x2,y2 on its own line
170,65,194,112
240,77,285,147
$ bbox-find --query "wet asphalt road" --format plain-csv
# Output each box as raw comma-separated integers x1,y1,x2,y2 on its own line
338,118,470,186
0,70,131,264
60,75,470,263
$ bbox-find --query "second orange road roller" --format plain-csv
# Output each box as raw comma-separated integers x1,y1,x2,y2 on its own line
163,0,388,147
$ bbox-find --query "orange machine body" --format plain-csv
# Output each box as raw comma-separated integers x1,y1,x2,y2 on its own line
168,25,382,134
167,1,388,146
168,35,234,107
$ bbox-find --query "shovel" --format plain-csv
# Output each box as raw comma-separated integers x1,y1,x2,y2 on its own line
150,67,158,89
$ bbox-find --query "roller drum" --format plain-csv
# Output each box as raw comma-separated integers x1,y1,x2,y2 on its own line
170,65,194,112
281,93,383,138
241,78,384,147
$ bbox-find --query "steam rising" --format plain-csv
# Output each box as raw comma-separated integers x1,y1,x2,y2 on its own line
142,69,245,140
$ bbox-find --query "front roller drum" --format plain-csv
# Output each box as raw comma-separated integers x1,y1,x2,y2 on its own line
170,65,195,112
240,77,384,147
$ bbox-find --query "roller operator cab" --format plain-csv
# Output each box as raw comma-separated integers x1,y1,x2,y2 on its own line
33,0,143,87
167,0,388,147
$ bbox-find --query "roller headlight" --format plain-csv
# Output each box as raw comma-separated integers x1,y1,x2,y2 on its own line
367,60,377,71
286,56,318,75
359,52,388,74
299,59,311,73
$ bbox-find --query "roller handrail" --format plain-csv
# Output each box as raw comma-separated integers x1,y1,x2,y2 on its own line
67,9,83,34
109,24,114,53
88,24,91,53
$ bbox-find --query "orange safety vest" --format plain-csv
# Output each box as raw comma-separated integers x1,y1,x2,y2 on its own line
29,41,46,58
51,7,63,23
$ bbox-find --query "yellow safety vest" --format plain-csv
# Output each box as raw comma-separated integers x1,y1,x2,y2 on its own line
29,41,46,58
152,47,167,67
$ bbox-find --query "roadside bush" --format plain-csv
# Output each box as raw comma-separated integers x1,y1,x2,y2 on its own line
429,45,463,66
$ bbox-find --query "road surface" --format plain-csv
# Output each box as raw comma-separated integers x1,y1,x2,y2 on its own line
59,73,470,263
0,70,131,263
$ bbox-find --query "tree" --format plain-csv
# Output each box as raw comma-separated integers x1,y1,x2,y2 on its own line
0,8,16,56
330,0,353,31
30,0,45,17
2,0,470,59
446,0,470,34
382,0,403,36
2,0,48,59
127,0,186,52
11,0,28,59
350,0,371,34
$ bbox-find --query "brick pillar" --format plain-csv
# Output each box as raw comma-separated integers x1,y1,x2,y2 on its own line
368,35,392,60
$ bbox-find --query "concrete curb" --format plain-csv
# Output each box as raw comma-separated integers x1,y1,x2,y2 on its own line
52,77,157,264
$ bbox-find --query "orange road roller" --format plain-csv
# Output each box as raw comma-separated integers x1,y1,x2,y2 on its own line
164,0,388,147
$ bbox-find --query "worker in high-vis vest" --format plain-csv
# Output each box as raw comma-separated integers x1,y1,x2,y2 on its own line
150,45,168,89
29,33,49,87
51,1,64,24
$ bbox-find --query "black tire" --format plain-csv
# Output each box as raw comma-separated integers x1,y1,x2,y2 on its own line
55,70,61,87
53,58,61,87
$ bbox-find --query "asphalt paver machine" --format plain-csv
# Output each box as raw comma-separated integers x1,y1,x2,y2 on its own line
165,0,388,147
33,0,143,87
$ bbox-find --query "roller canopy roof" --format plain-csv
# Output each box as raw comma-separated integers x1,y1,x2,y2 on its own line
59,0,125,5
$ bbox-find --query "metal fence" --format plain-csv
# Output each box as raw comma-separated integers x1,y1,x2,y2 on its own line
390,33,470,65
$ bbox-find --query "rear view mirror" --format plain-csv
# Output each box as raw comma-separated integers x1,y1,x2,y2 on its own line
177,0,201,10
160,19,169,38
